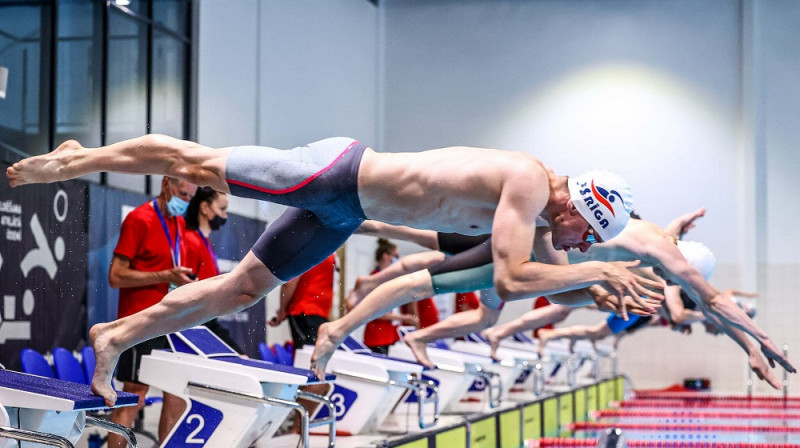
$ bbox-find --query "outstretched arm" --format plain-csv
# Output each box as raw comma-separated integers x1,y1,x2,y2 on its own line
490,171,664,311
664,207,705,239
700,309,781,389
663,285,705,326
530,225,663,319
653,240,795,373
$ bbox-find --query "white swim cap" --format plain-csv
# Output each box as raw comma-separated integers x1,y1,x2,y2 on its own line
567,170,634,242
676,240,716,281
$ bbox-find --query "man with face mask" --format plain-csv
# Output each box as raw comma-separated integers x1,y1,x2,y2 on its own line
106,176,197,448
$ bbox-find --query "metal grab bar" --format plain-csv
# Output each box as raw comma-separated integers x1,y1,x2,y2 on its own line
532,362,546,397
0,426,74,448
332,371,441,429
567,353,598,387
596,427,625,448
296,390,336,448
408,377,441,428
474,367,502,408
86,416,138,447
186,382,335,448
784,344,790,399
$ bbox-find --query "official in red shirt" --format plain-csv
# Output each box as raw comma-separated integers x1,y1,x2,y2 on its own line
184,186,244,353
363,239,419,354
271,254,337,349
108,176,196,448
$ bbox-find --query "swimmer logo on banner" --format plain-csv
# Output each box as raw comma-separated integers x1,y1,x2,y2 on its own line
0,173,88,370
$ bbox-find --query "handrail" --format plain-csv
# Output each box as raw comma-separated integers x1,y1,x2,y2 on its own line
296,390,336,448
474,366,502,408
0,426,74,448
86,416,138,447
332,370,440,428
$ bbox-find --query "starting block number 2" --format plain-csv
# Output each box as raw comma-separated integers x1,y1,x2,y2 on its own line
164,400,224,447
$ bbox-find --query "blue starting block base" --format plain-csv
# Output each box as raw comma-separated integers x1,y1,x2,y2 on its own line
0,368,139,447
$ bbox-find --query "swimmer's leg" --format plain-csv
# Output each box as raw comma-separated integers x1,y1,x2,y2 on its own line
537,321,611,356
313,269,435,379
347,251,446,308
91,251,282,406
485,304,573,358
8,134,230,192
404,303,502,367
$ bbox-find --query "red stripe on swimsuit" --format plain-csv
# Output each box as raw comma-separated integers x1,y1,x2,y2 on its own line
226,140,360,194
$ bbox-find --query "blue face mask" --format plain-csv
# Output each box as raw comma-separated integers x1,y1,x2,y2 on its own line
167,195,190,217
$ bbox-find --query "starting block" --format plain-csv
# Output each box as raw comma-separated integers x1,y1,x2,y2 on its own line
451,333,537,394
388,338,500,412
294,336,439,435
138,326,336,448
0,369,138,448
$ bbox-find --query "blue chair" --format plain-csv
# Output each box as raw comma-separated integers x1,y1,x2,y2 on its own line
272,343,293,366
20,349,54,378
53,347,88,384
258,342,278,363
80,346,96,386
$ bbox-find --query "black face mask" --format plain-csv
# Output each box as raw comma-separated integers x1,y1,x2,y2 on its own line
209,215,227,230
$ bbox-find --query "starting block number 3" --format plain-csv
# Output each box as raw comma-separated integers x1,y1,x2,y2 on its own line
164,400,224,447
315,384,358,421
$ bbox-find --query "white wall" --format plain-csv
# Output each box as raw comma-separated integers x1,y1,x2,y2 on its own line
197,0,379,345
193,0,800,393
378,0,778,393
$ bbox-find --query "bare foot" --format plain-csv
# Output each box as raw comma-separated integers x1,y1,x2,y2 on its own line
403,333,436,370
89,322,122,407
7,140,84,187
484,329,502,361
310,322,343,380
537,329,555,357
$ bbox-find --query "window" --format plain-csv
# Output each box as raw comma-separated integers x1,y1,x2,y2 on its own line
0,0,193,192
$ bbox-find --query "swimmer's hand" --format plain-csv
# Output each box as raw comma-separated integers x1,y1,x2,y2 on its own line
268,309,288,327
165,266,196,286
761,340,796,374
598,260,665,321
594,290,661,318
749,351,782,389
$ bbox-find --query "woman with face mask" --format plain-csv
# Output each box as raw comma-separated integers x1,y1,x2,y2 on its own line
185,187,244,353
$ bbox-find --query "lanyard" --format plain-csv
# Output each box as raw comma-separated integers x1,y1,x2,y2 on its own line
153,199,180,267
196,230,220,275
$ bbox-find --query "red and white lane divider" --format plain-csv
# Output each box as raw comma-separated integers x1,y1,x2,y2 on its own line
617,400,800,410
591,409,800,420
568,421,800,433
532,438,800,448
634,392,800,402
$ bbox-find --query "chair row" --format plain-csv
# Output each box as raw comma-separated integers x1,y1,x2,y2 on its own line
20,346,95,385
258,341,294,365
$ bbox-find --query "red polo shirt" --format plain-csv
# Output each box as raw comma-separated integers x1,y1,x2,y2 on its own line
114,201,188,318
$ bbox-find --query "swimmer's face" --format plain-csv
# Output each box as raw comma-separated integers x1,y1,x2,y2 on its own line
551,204,598,252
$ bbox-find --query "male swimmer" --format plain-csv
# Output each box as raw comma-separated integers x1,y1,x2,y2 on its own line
8,135,661,402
